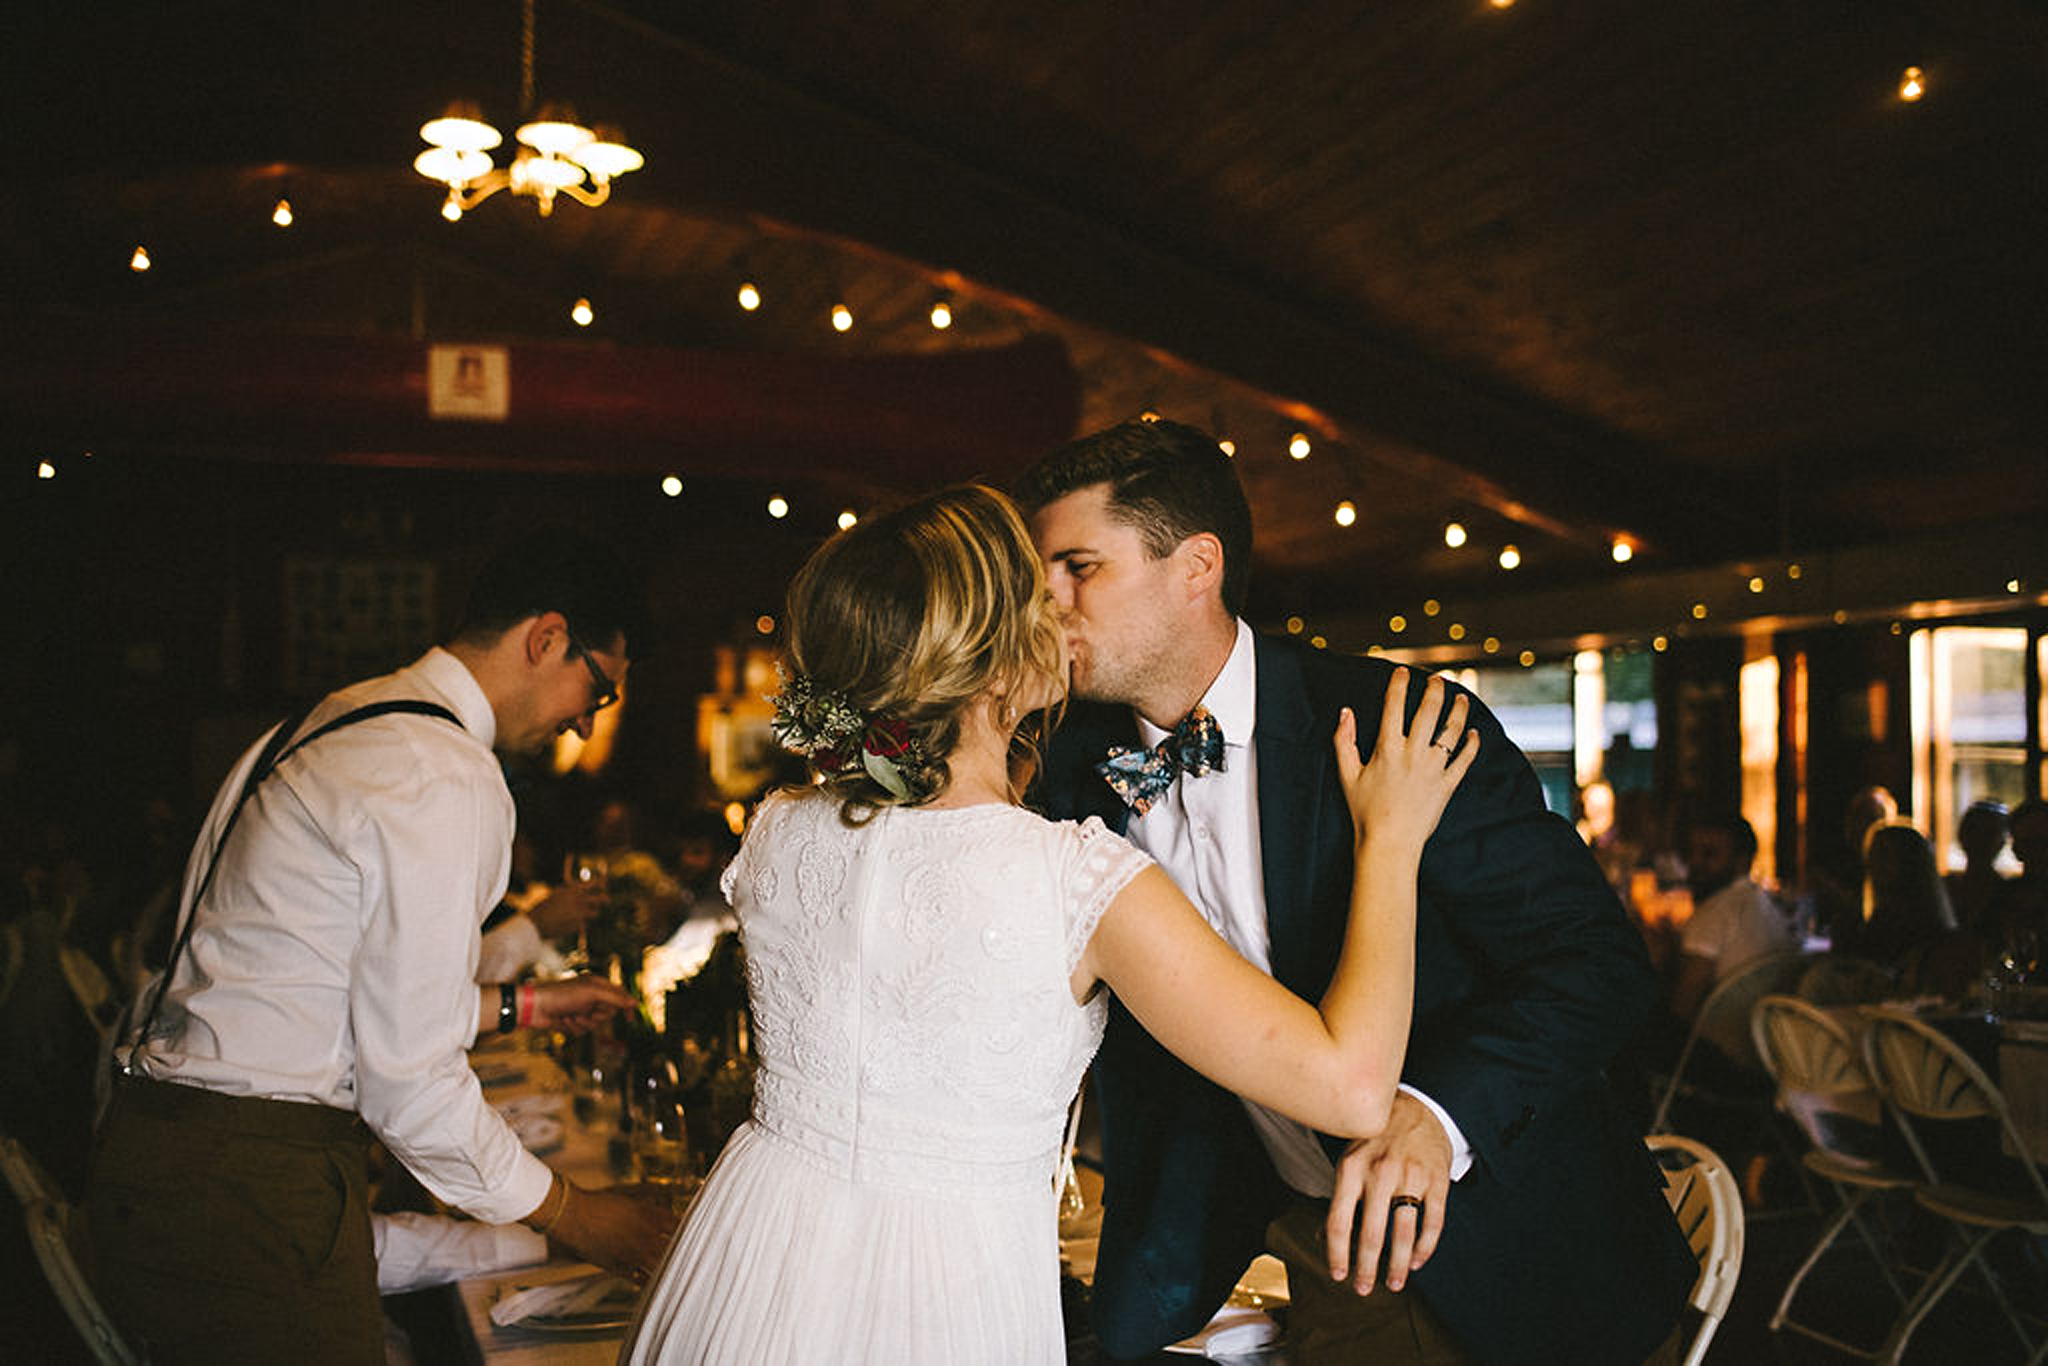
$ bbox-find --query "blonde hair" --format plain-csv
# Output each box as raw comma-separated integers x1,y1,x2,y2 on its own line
782,484,1065,822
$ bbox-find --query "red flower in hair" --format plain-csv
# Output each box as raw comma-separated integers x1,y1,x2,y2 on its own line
863,719,912,758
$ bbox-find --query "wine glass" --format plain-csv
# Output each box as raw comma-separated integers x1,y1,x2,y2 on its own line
561,852,608,972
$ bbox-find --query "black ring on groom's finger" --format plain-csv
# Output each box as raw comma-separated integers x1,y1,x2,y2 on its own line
1390,1193,1425,1213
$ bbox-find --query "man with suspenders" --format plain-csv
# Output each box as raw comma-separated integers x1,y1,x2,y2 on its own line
85,536,676,1364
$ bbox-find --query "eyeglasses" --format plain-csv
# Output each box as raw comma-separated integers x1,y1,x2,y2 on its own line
566,630,620,713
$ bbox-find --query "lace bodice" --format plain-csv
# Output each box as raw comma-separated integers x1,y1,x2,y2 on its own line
721,791,1151,1198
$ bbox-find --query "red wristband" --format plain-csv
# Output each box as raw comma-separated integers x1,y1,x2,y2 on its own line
517,983,538,1028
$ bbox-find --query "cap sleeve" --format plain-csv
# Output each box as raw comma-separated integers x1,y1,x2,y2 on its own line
1059,816,1154,976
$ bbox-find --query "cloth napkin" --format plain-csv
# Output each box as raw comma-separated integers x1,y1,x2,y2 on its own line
1165,1305,1282,1357
489,1272,635,1327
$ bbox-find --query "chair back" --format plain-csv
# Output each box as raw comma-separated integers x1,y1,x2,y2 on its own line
1645,1133,1746,1366
1651,948,1813,1132
1861,1008,2048,1207
21,1197,145,1365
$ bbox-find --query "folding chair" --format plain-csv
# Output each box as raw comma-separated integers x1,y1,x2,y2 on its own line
1862,1008,2048,1365
3,1134,146,1364
1645,1133,1745,1366
1650,948,1814,1134
1749,994,1920,1356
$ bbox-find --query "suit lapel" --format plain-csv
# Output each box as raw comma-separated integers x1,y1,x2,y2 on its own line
1252,637,1334,995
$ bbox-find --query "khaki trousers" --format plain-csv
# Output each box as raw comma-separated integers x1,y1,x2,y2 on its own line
84,1075,382,1366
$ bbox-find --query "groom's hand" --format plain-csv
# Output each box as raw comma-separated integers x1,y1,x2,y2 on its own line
1324,1091,1452,1294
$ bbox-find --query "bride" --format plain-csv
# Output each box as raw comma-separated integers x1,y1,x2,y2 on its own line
619,484,1474,1364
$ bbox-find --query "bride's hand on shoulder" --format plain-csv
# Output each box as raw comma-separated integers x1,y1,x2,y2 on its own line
1333,669,1479,850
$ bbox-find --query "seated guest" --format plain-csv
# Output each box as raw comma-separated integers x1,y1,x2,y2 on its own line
1943,799,2011,937
1669,814,1796,1025
1855,821,1965,995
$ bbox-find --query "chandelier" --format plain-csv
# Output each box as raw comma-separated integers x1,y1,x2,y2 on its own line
414,0,643,220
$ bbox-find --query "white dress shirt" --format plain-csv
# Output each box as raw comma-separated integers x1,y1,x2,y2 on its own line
1122,621,1470,1196
132,647,553,1226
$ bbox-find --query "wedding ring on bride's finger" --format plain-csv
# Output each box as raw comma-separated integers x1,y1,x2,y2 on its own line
1390,1193,1425,1214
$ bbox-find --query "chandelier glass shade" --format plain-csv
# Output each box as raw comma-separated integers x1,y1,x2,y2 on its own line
416,101,643,219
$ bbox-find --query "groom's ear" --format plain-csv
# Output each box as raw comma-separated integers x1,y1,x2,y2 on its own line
1171,531,1226,606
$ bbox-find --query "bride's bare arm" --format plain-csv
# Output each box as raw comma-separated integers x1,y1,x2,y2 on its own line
1071,670,1476,1139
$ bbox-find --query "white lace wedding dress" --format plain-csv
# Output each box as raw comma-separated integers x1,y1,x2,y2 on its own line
619,789,1152,1365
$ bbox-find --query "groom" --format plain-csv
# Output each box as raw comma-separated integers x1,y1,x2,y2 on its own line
1021,419,1693,1363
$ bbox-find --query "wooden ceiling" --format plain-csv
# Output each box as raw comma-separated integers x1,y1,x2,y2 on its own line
6,0,2046,651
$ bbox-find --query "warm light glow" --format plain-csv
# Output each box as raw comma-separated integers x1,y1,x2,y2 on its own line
2009,578,2023,594
767,495,789,519
755,615,776,635
1288,432,1312,460
1653,635,1670,652
571,297,594,326
36,461,56,480
272,198,294,227
738,281,762,311
831,303,853,332
837,510,858,530
1447,623,1466,641
572,134,644,180
441,197,463,222
1519,650,1536,667
723,802,747,837
1286,616,1305,635
1787,563,1803,580
130,246,150,272
516,116,596,157
1310,635,1327,650
1423,599,1441,617
929,299,953,329
661,475,683,497
1899,66,1925,102
415,146,494,185
1389,615,1407,633
1217,439,1236,457
1748,575,1765,593
1334,501,1357,527
1483,636,1501,653
1611,538,1633,563
1444,522,1467,548
421,112,503,153
1691,602,1708,619
1489,0,1515,8
1498,544,1521,570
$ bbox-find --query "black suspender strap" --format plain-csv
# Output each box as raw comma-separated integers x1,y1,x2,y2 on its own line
122,698,463,1075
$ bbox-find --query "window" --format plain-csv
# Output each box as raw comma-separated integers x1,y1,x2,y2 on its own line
1911,625,2028,871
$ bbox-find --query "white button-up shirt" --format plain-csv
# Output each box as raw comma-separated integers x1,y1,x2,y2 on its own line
1122,621,1470,1196
133,647,552,1225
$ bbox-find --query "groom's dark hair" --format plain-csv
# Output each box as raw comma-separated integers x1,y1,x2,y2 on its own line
1016,417,1254,615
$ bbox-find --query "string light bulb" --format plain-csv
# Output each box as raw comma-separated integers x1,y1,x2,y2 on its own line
1444,522,1467,548
1288,432,1312,460
737,281,761,311
130,246,151,272
661,475,682,497
1611,537,1634,563
831,303,853,333
570,297,594,327
1217,439,1236,457
1498,544,1521,570
837,510,858,530
37,460,56,480
1334,501,1357,527
928,297,953,330
767,495,789,519
272,198,294,227
1898,66,1926,102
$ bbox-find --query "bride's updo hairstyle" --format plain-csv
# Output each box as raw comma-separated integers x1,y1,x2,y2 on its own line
781,484,1066,824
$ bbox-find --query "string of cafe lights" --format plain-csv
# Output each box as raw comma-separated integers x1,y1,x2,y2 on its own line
107,49,1945,540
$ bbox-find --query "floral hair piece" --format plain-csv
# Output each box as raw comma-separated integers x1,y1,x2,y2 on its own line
770,667,929,801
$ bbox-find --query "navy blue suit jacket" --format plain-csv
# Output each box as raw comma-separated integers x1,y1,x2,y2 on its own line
1040,635,1694,1363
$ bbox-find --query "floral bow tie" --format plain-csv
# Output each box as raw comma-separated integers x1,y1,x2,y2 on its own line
1097,706,1226,815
